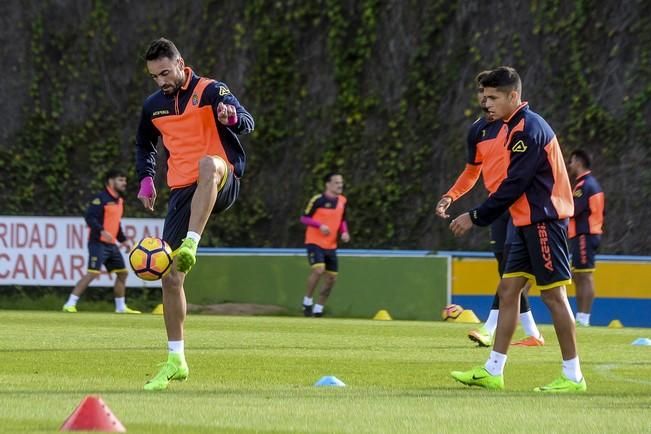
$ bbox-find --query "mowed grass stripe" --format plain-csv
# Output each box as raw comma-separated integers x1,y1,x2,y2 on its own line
0,311,649,433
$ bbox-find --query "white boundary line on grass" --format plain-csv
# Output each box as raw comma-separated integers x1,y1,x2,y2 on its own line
594,364,651,386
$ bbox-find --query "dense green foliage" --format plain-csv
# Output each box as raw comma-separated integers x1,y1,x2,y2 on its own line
1,0,649,252
2,311,651,433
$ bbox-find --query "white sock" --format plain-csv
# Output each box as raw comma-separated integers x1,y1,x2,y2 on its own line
64,294,80,307
303,297,313,306
313,304,324,314
168,340,185,355
484,309,499,335
485,351,507,376
115,297,126,312
576,312,590,325
519,311,541,338
562,356,583,382
186,231,201,243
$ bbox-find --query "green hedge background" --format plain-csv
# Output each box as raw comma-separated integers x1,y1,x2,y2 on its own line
1,0,649,253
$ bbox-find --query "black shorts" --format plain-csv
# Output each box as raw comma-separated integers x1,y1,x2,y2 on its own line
491,213,516,275
570,234,600,272
163,168,239,251
306,244,338,273
87,241,126,273
489,212,510,254
503,219,572,290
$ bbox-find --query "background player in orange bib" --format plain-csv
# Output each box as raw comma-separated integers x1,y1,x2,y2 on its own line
567,149,605,327
300,173,350,317
62,169,138,314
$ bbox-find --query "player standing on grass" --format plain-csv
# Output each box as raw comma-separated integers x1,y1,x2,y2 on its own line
567,150,605,327
135,38,254,390
62,169,139,314
300,173,350,317
435,70,543,348
449,66,586,392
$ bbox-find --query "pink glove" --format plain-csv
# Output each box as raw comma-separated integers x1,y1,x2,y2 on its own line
227,113,238,126
138,176,155,198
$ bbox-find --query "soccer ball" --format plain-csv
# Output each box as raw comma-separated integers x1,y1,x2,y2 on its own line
129,237,173,281
441,304,464,321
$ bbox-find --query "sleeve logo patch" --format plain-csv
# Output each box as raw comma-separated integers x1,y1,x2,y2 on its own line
573,189,583,198
91,198,101,205
219,86,231,96
512,140,527,152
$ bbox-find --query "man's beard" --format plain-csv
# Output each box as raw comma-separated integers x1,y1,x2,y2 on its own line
161,77,184,95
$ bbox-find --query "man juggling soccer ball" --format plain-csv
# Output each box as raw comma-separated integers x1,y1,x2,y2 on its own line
135,37,254,391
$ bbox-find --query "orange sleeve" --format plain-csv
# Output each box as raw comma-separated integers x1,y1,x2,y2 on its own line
445,164,482,201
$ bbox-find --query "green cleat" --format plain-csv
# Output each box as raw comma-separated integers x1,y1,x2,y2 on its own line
451,366,504,390
468,326,492,347
62,305,78,313
175,238,198,273
534,375,587,393
143,353,189,391
115,306,141,314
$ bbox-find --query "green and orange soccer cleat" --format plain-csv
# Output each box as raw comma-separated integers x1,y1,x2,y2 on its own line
143,353,189,391
451,366,504,390
175,238,198,273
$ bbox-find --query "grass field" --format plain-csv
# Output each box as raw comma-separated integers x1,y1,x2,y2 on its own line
1,310,650,433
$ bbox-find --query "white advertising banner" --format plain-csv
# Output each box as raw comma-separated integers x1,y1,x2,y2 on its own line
0,216,165,287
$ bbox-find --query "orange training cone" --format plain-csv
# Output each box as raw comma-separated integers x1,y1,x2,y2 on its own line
60,395,126,432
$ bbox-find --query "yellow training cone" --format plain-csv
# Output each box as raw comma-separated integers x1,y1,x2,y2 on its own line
152,304,164,315
452,309,480,324
608,319,623,328
373,309,392,320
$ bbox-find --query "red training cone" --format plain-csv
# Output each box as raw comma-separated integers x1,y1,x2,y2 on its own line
60,395,126,432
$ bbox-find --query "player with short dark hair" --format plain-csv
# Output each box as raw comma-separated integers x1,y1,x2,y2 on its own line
449,66,585,392
568,149,605,327
300,173,350,317
436,69,542,348
62,170,139,314
135,37,254,390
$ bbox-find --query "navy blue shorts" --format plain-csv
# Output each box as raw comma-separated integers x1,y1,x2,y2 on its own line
306,244,338,273
87,242,126,273
490,213,516,276
163,168,239,251
570,234,600,271
503,219,572,289
489,212,510,254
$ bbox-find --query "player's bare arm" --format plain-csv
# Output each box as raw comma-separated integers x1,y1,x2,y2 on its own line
435,196,453,218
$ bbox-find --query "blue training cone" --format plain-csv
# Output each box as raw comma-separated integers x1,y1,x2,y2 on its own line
632,338,651,346
314,375,346,387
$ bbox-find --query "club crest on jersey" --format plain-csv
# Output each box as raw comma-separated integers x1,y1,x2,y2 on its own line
192,94,199,106
573,189,583,198
512,140,527,152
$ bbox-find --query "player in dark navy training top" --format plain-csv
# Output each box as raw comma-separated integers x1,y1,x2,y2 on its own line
135,38,254,391
436,71,542,348
300,173,350,317
449,67,586,393
62,169,139,314
567,150,605,327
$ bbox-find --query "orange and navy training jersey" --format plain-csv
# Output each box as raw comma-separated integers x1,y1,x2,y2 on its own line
569,171,604,238
136,68,254,189
445,117,509,200
85,188,126,244
469,103,574,227
303,194,347,249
